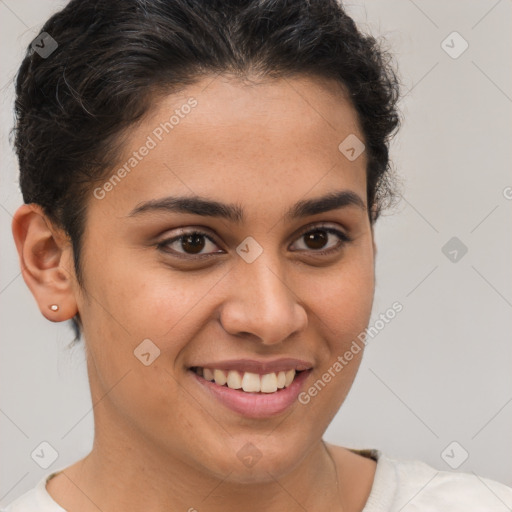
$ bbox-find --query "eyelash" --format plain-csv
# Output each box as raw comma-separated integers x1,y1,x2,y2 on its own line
156,224,352,260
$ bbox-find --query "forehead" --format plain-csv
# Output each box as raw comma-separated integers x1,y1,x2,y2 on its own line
91,74,368,218
150,74,363,155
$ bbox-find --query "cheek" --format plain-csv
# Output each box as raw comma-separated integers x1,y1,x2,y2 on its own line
301,250,374,419
305,247,375,342
297,269,373,424
81,250,198,339
79,270,190,437
128,270,227,345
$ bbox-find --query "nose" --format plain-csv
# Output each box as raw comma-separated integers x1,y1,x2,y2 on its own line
219,255,308,345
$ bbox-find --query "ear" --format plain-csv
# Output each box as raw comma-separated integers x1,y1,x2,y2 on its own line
11,204,78,322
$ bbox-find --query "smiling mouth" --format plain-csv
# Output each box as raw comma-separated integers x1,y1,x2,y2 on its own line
190,366,307,394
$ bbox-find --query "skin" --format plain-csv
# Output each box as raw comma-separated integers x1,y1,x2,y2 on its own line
13,74,378,512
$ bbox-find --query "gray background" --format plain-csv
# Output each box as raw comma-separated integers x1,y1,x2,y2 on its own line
1,0,511,506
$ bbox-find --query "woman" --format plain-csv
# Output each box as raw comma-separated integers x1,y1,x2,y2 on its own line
5,0,511,510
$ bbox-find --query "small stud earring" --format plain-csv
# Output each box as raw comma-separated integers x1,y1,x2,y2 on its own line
49,304,59,312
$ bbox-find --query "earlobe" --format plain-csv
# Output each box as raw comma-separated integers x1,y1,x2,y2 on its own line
12,204,78,322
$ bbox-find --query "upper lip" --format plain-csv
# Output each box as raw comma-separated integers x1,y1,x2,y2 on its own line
189,358,314,374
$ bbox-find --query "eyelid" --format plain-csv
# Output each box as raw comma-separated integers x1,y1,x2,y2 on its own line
289,222,351,253
293,221,347,239
156,226,222,259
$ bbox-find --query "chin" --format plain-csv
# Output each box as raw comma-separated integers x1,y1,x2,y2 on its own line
197,435,310,484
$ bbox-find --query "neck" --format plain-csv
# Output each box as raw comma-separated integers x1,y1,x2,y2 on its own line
50,423,346,512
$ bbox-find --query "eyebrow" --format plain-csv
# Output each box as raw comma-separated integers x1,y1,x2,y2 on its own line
128,190,366,223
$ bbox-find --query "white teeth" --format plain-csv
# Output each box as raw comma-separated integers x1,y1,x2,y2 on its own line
213,369,227,386
227,370,242,389
260,372,278,393
242,372,261,392
196,367,301,393
284,369,295,387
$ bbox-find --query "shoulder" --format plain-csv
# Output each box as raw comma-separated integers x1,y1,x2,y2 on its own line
1,471,66,512
367,449,512,511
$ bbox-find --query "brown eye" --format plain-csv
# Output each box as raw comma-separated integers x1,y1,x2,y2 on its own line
181,233,207,254
303,230,328,250
157,224,350,260
290,226,350,255
157,230,223,258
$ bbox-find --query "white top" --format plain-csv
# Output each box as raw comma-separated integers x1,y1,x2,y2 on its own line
2,449,512,511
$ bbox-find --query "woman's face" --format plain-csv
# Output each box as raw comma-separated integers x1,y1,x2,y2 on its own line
74,74,376,481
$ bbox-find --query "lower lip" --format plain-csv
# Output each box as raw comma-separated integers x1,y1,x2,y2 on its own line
189,369,312,419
